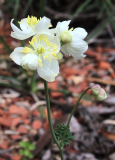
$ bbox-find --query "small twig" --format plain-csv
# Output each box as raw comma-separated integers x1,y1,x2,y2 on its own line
87,77,115,86
31,92,39,102
30,101,46,111
0,147,14,154
45,6,98,20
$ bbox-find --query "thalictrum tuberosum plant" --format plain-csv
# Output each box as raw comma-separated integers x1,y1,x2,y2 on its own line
10,16,107,160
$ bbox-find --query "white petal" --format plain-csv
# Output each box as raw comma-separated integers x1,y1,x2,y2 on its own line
56,20,71,30
61,38,88,60
47,35,61,53
72,28,88,39
10,47,26,65
34,16,51,34
20,18,31,31
21,54,39,70
56,20,71,37
11,31,34,40
37,57,59,82
10,19,34,40
11,19,22,33
49,28,57,35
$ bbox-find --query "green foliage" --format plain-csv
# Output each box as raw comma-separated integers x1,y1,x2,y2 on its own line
53,123,75,146
19,140,35,159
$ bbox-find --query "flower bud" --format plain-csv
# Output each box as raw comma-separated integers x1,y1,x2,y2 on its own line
91,84,101,95
60,31,72,43
21,54,39,71
89,82,95,88
56,52,63,61
95,88,107,101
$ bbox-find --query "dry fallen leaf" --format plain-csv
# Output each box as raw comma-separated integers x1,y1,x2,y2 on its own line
72,76,84,85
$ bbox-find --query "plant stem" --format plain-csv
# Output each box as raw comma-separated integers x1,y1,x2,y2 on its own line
31,71,36,92
44,80,61,149
60,149,64,160
67,87,90,126
61,87,91,149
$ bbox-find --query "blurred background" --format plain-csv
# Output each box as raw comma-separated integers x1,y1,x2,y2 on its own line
0,0,115,160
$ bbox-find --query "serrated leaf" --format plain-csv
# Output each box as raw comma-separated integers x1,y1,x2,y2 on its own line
53,123,75,147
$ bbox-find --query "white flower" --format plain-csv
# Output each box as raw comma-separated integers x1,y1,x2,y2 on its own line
11,16,52,40
54,20,88,60
10,34,60,82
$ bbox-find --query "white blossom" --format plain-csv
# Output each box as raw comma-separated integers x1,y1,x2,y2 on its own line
11,16,52,40
10,34,60,82
54,20,88,60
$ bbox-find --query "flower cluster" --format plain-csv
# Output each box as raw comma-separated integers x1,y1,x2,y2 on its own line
89,83,107,101
10,16,88,82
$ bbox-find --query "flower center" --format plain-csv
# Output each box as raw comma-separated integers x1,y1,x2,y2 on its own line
29,34,58,61
37,46,45,54
18,16,40,30
26,16,39,28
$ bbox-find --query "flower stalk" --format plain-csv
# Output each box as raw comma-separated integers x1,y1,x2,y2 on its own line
44,80,91,159
44,80,61,149
60,87,91,149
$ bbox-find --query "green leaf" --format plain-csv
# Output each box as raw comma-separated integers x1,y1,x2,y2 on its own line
53,123,75,147
71,0,92,19
86,15,114,42
23,150,31,157
22,0,33,17
39,0,46,17
0,76,21,83
103,0,115,33
19,141,27,148
106,0,114,8
28,144,35,151
19,150,25,156
13,0,20,18
28,152,34,159
0,82,24,88
38,106,46,119
25,141,31,148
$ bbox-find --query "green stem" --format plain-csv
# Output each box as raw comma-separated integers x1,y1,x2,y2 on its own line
31,71,36,92
67,87,90,126
61,87,91,149
60,149,64,160
44,80,61,149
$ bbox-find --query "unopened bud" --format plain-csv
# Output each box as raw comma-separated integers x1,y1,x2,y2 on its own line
21,54,39,71
95,88,107,101
57,52,63,61
91,84,101,95
60,31,72,43
89,82,95,88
